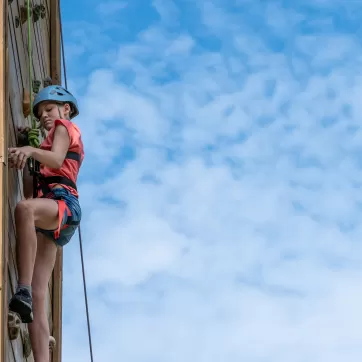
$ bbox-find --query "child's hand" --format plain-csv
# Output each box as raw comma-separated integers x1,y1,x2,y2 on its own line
8,146,33,170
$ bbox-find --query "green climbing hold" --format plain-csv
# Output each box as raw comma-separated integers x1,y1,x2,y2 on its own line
32,80,41,93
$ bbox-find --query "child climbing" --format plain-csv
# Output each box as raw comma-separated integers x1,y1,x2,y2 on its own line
7,85,84,361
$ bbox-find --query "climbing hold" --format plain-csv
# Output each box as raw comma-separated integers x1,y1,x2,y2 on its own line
41,6,46,19
16,123,40,149
49,336,56,351
15,4,46,27
43,76,53,88
22,88,31,118
22,330,32,358
32,5,40,22
32,79,41,93
15,6,28,28
8,311,21,340
33,4,46,22
17,127,30,147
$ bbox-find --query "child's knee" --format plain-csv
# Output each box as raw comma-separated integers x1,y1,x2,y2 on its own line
15,200,34,219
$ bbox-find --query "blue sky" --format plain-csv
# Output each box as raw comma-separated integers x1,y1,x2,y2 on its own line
59,0,362,361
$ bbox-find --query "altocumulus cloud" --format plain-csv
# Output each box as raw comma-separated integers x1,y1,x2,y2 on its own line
59,0,362,361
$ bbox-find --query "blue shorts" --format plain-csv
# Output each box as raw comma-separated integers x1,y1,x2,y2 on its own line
35,187,82,247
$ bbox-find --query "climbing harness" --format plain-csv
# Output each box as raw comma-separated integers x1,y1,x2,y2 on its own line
34,153,80,197
24,1,95,360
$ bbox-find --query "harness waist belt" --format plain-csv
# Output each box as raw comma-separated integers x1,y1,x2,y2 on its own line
40,176,77,191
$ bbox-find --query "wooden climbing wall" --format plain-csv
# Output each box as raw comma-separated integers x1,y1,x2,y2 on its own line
0,1,62,361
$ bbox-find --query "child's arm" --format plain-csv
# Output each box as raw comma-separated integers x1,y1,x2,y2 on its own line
9,124,70,170
30,125,70,169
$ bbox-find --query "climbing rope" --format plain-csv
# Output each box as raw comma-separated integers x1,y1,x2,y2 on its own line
25,1,94,360
59,2,95,361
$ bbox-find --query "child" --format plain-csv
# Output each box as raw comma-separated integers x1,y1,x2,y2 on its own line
8,85,84,361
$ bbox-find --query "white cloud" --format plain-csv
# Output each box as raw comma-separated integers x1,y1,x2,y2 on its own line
152,0,179,25
60,0,362,361
96,1,127,16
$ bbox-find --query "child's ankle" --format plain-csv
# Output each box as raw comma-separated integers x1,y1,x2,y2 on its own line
17,284,32,294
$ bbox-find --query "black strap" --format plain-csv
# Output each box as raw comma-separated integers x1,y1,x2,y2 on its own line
66,218,80,226
30,151,80,176
36,175,77,200
41,175,77,191
66,151,81,162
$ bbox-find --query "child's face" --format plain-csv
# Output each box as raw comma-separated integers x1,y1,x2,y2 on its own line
38,101,70,131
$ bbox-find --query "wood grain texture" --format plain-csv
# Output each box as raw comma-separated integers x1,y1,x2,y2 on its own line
0,1,8,361
2,0,62,360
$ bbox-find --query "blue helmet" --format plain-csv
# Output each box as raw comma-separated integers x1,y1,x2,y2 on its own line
33,85,79,119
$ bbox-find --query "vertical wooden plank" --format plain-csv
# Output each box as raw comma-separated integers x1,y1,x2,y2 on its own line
12,1,29,94
0,0,8,361
50,2,63,361
43,0,51,36
32,0,49,80
36,0,50,77
5,0,59,361
4,0,62,359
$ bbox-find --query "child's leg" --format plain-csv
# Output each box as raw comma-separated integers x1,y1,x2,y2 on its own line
28,232,57,362
9,197,60,321
15,197,59,284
